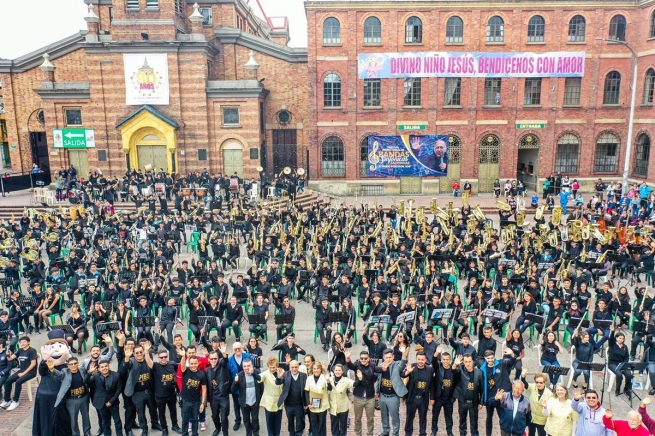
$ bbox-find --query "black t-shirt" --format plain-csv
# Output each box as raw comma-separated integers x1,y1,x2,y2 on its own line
441,368,454,399
17,347,37,373
414,367,431,397
69,371,87,397
485,365,497,395
152,363,177,398
380,367,394,396
133,360,152,392
182,369,207,403
506,339,524,358
542,342,558,362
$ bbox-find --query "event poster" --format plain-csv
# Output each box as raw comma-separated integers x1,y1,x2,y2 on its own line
124,54,170,105
367,135,448,177
358,51,585,79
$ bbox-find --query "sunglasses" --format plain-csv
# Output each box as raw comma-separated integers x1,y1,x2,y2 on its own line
135,352,144,355
586,396,598,400
159,356,168,359
68,362,78,366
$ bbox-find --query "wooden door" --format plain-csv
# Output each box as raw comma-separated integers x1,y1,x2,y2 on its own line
137,145,168,172
223,149,244,177
439,135,462,193
68,150,89,179
478,135,501,193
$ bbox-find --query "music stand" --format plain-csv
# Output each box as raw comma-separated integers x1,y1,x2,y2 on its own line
328,294,341,304
0,330,14,340
198,316,221,329
52,325,75,334
569,317,591,330
460,309,478,320
593,320,614,330
328,312,349,324
133,317,155,328
247,314,266,325
614,362,649,405
542,365,570,379
430,309,453,320
95,322,122,334
274,314,294,325
632,322,655,335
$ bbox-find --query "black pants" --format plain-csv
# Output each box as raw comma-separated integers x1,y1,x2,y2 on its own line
330,411,348,436
231,393,242,424
309,410,327,436
156,394,178,430
98,402,123,436
528,422,546,436
405,397,429,436
285,404,305,436
132,390,158,431
485,401,499,436
3,371,35,402
432,398,454,434
241,403,260,436
609,363,634,393
122,392,137,432
458,401,480,436
210,396,230,436
316,322,332,345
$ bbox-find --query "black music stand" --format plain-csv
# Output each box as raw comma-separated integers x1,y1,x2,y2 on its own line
524,313,545,346
52,325,75,334
632,322,655,335
274,314,294,325
247,314,266,325
133,317,155,328
328,312,349,324
542,365,569,384
460,309,478,320
593,320,614,330
328,294,341,304
430,309,453,320
614,362,649,405
569,317,591,330
198,316,221,329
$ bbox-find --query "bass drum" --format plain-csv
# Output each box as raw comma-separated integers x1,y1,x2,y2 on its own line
69,196,80,205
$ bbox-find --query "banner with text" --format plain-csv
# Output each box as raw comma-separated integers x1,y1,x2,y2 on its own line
368,135,449,177
358,51,585,79
124,54,170,105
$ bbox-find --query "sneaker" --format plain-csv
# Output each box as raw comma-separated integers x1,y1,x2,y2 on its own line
0,400,9,408
6,401,18,411
200,422,207,431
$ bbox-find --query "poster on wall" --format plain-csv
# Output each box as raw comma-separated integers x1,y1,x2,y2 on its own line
367,135,448,177
358,51,585,79
123,54,170,105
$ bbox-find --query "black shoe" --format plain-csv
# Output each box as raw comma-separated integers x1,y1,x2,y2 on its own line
27,325,33,334
161,430,168,436
141,431,148,436
212,430,219,436
233,422,240,431
171,425,181,434
615,390,621,396
126,432,135,436
151,424,163,432
95,429,103,436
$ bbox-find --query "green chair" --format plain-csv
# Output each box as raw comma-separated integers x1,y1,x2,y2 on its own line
49,298,65,326
187,232,200,253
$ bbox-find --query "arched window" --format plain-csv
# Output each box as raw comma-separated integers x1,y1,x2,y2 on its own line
323,17,341,44
405,16,423,43
487,16,504,43
322,136,345,177
446,16,464,43
634,134,651,177
527,15,545,42
556,133,580,173
568,15,586,42
644,69,655,105
609,14,626,41
364,17,381,44
323,74,341,108
594,132,619,173
651,11,655,38
603,71,621,105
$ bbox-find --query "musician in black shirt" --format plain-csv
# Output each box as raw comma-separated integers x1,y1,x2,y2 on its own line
432,346,456,436
144,341,180,435
315,298,333,352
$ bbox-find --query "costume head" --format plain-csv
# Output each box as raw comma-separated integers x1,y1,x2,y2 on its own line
41,330,71,366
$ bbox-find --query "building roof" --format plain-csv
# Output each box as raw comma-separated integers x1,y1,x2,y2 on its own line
0,31,87,73
116,105,180,130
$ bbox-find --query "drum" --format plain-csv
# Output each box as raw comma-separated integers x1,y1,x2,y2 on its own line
181,188,192,196
229,178,239,190
195,188,207,197
129,185,139,196
141,187,152,196
155,183,166,194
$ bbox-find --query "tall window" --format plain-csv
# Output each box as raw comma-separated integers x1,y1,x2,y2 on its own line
555,133,580,173
484,78,502,105
405,17,423,43
323,17,341,44
323,74,341,107
527,15,545,42
603,71,621,105
635,134,651,177
651,11,655,38
363,79,381,107
568,15,586,42
609,15,626,41
364,17,381,44
594,132,619,173
524,78,542,105
403,78,422,106
444,78,461,106
644,69,655,104
174,0,184,17
360,137,370,177
563,77,582,106
322,136,345,177
446,16,464,43
487,16,504,42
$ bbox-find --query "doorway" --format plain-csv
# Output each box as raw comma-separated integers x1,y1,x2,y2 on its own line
516,134,540,194
478,134,501,193
273,129,297,175
137,145,168,172
68,150,89,179
439,135,462,193
223,142,244,177
30,132,51,176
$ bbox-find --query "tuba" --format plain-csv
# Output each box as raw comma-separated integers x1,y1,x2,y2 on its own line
473,205,486,222
495,200,512,211
535,203,546,221
516,210,526,227
462,190,470,207
551,206,562,226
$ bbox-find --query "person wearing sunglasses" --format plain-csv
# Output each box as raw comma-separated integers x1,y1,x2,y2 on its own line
520,369,553,436
124,344,161,435
571,387,606,436
143,341,180,436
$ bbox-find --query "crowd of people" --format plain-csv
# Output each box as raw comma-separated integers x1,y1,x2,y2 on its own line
0,167,654,436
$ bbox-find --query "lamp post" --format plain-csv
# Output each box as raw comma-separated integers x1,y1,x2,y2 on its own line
596,37,638,196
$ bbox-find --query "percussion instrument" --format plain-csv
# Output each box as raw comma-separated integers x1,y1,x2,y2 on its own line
283,167,292,175
155,183,166,194
229,178,239,190
144,164,153,171
256,166,264,172
141,187,152,196
195,188,207,197
297,168,305,176
181,188,192,196
129,185,139,196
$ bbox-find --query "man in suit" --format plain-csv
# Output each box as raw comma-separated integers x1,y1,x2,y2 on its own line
231,358,262,436
227,342,252,431
85,360,123,436
54,356,91,436
403,351,435,436
418,138,448,174
206,347,231,436
123,344,160,436
275,359,308,436
431,346,457,436
377,348,409,436
454,354,484,436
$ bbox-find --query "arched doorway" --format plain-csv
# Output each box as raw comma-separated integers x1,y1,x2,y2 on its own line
478,134,501,193
439,135,462,192
517,133,540,193
136,133,168,172
223,141,244,177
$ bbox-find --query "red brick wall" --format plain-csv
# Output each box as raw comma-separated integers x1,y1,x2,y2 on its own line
307,4,655,182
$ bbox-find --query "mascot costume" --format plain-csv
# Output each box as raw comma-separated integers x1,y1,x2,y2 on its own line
32,329,72,436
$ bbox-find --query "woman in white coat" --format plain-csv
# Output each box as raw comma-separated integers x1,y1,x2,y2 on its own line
328,364,355,436
305,361,330,436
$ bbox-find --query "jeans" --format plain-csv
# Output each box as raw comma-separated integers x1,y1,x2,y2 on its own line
540,359,561,385
572,359,591,386
265,409,282,436
379,394,401,436
587,327,610,349
284,404,305,436
3,371,35,402
181,400,200,436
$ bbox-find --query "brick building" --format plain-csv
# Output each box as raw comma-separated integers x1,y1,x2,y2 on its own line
305,0,655,195
0,0,308,181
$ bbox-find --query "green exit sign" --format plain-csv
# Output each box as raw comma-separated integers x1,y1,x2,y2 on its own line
52,129,96,149
398,124,427,131
516,123,545,129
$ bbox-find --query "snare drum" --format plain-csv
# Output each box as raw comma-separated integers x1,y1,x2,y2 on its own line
129,185,139,196
181,188,192,196
195,188,207,197
155,183,166,194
